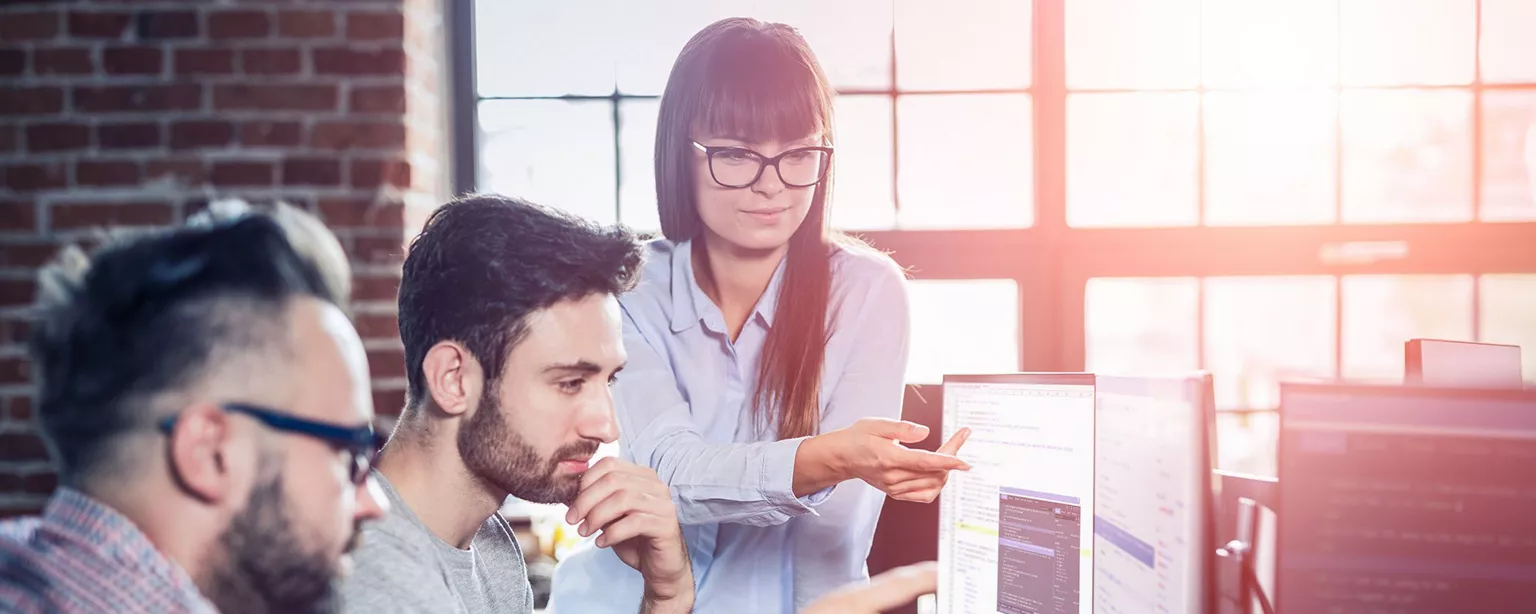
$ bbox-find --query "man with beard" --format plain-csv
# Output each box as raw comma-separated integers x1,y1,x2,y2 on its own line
339,195,693,614
0,205,388,614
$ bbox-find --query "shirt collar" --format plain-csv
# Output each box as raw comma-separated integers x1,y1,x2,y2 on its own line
669,239,789,334
44,487,211,604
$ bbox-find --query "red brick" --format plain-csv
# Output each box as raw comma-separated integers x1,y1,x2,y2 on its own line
25,123,90,153
353,312,399,339
0,201,37,232
347,11,404,40
0,473,18,493
353,272,399,302
0,434,47,462
75,160,141,186
350,85,406,114
239,121,302,147
145,159,206,185
213,84,336,111
350,157,411,189
0,243,59,269
22,472,58,496
278,11,336,38
0,11,60,42
313,47,403,75
310,121,405,150
319,197,404,229
74,84,201,113
3,163,67,191
31,48,93,75
241,48,300,75
0,279,36,308
0,87,64,115
0,506,45,520
170,120,234,149
366,347,405,379
210,161,275,186
0,49,24,76
281,157,341,186
209,10,270,39
0,125,13,154
50,202,173,231
8,396,33,422
103,46,162,75
372,387,406,416
68,12,132,39
0,357,28,385
136,11,199,40
174,48,235,75
98,122,162,149
353,236,403,265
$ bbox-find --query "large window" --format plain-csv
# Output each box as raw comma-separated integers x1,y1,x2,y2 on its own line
459,0,1536,475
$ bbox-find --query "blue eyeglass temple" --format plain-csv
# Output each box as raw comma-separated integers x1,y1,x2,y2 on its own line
158,403,382,452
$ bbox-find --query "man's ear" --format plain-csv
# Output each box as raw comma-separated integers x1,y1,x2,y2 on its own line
422,341,482,418
166,403,239,504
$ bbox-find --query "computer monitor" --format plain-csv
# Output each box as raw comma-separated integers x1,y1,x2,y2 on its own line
1277,383,1536,613
1092,374,1217,614
1404,338,1523,388
937,374,1097,614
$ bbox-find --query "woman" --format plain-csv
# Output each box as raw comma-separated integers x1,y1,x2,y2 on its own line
550,17,969,613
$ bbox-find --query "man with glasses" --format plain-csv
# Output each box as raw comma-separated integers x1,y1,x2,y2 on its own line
0,203,388,614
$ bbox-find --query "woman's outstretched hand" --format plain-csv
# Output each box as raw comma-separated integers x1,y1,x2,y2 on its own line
795,418,972,502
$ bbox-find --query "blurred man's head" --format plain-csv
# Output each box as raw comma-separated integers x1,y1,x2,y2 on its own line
29,203,386,614
395,194,644,505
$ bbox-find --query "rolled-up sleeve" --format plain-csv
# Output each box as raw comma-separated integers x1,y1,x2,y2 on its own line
615,308,831,527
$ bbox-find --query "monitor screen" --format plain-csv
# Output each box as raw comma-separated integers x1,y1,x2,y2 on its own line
1278,384,1536,613
937,374,1097,614
1092,375,1215,614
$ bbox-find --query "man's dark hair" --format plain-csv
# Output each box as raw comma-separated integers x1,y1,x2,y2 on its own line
29,215,336,483
397,194,645,410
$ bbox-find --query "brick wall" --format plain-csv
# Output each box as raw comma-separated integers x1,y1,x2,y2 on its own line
0,0,449,515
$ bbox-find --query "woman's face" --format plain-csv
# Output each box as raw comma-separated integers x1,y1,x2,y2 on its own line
690,131,825,253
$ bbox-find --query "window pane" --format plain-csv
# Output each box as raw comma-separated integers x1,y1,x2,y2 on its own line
906,279,1019,384
1217,412,1279,477
1480,275,1536,384
1205,276,1336,410
1480,92,1536,222
830,95,895,230
1068,93,1198,227
1204,91,1337,225
1479,0,1536,84
895,0,1031,90
618,99,661,233
1202,0,1338,88
1342,275,1474,381
897,94,1032,228
613,1,742,95
756,0,892,90
1085,278,1199,375
1340,0,1475,86
1066,0,1200,89
1341,90,1473,223
475,0,617,96
478,100,617,224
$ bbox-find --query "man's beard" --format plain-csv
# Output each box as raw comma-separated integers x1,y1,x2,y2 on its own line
458,389,598,505
203,467,346,614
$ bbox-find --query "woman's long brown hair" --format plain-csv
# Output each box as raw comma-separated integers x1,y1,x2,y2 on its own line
653,18,841,440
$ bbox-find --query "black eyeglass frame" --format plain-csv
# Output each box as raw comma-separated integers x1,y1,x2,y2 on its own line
158,402,385,485
691,141,835,189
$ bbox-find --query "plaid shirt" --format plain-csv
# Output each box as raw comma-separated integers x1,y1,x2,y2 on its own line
0,488,218,614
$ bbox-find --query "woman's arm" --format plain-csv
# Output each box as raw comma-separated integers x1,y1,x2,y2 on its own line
615,308,829,527
791,263,913,610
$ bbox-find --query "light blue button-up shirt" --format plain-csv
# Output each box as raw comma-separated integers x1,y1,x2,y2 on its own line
548,238,911,614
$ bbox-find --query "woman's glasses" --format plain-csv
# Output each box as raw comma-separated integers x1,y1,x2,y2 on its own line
693,141,833,189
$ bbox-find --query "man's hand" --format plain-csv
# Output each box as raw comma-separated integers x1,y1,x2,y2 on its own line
800,562,938,614
564,457,693,612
